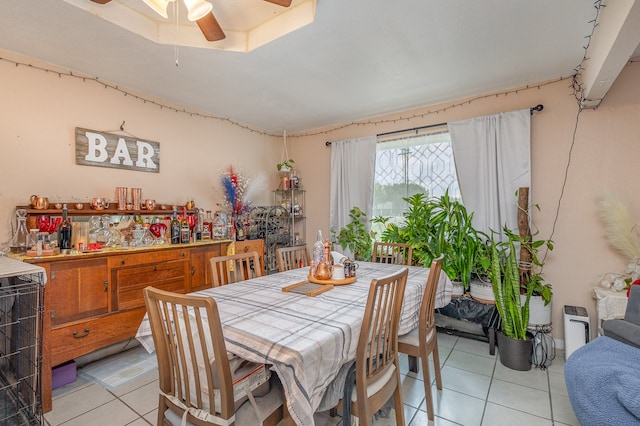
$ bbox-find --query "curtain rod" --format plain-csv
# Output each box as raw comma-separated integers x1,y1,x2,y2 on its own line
325,104,544,146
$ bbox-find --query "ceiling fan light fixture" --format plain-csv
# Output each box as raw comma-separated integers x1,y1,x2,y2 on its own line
142,0,175,19
183,0,213,22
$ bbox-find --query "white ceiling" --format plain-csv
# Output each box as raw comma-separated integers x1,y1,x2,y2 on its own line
1,1,638,134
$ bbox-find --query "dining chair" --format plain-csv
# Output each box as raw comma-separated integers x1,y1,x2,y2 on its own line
397,254,444,421
371,242,413,265
339,267,409,426
143,286,283,426
276,245,309,272
210,251,262,287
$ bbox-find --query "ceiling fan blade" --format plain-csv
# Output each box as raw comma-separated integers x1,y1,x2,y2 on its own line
90,0,113,4
264,0,292,7
197,12,226,42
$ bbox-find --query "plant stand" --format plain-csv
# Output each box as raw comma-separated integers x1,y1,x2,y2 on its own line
436,296,501,355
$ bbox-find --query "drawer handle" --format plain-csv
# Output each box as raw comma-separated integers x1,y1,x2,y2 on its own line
121,260,125,265
243,246,249,253
153,266,157,271
73,328,90,339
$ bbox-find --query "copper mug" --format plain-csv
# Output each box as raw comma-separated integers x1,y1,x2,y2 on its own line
91,197,110,210
30,195,49,210
143,199,156,210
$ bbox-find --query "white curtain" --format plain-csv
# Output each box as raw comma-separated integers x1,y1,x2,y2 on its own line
448,109,530,240
329,136,377,252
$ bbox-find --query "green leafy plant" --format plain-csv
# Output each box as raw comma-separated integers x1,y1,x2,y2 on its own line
276,159,295,172
490,227,554,339
332,206,374,261
490,230,531,340
505,227,554,305
372,190,487,289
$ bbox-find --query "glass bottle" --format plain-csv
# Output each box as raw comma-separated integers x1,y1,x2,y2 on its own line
180,207,190,244
10,209,29,254
201,210,212,240
170,206,181,244
235,215,245,241
58,204,72,252
312,230,324,277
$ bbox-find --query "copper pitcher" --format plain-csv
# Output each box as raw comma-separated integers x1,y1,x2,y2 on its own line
315,262,333,280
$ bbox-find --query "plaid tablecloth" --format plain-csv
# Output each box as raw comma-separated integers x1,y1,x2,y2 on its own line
136,261,451,426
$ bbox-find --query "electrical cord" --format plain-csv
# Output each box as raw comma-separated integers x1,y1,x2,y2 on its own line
530,325,556,370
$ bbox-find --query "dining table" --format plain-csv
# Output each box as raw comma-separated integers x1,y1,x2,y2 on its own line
136,261,452,426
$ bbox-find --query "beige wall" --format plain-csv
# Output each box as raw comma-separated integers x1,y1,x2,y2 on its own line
3,47,640,343
0,50,281,245
291,62,640,343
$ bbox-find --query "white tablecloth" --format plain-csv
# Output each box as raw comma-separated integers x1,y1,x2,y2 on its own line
136,262,451,426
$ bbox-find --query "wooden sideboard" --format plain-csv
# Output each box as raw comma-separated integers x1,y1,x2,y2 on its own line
24,239,264,412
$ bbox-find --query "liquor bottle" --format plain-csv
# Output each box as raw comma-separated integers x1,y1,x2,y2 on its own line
235,217,245,241
170,206,180,244
201,210,212,240
213,211,224,239
312,230,324,277
58,204,73,252
180,207,190,244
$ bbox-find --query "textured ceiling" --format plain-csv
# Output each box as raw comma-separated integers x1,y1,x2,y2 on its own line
0,1,626,134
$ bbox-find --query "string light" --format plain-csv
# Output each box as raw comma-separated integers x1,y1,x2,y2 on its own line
0,56,280,137
1,0,635,140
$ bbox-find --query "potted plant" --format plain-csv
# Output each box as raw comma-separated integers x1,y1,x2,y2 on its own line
469,238,496,303
489,229,534,370
373,191,484,295
505,227,554,326
276,158,295,173
332,206,375,261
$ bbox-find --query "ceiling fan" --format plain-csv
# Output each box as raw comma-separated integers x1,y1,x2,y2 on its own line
89,0,292,42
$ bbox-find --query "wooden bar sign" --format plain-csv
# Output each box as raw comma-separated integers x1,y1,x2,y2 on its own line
75,127,160,173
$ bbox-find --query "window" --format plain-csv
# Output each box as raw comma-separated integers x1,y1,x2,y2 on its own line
372,128,460,221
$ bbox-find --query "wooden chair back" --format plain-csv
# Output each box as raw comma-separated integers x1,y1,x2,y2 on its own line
276,245,309,272
350,267,409,425
372,242,413,265
419,254,444,334
210,251,262,287
143,286,235,425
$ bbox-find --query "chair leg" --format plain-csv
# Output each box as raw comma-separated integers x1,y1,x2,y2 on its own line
408,354,419,373
393,379,405,426
420,354,435,421
433,345,442,390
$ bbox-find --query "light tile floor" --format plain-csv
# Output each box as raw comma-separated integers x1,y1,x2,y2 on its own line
44,332,579,425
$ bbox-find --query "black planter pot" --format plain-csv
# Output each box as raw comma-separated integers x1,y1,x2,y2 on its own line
496,330,533,371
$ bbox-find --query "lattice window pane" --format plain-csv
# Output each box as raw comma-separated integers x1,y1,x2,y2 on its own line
373,131,460,221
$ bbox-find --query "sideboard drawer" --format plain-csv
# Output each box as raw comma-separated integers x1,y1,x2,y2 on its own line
50,307,147,366
107,248,188,268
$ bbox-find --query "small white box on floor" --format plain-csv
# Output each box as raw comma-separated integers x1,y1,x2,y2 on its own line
564,305,590,360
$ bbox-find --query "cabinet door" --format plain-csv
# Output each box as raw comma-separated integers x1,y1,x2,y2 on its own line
49,258,109,327
190,245,222,293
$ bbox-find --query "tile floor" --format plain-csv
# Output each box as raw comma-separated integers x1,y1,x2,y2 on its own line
43,332,579,425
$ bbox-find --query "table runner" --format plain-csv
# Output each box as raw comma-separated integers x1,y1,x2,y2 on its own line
136,261,452,426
